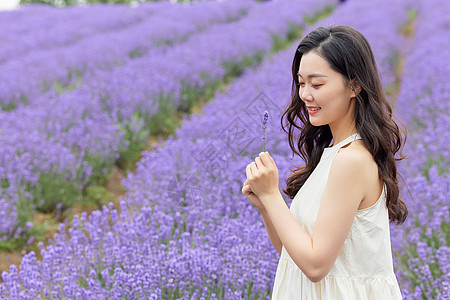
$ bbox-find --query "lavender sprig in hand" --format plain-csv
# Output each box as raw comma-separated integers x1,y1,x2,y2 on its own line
262,110,269,152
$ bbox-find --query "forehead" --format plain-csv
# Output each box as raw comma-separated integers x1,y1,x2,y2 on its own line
297,51,334,77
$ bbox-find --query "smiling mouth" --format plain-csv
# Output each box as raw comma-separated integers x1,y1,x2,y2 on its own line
307,107,321,112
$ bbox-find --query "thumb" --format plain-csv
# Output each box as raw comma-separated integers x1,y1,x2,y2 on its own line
242,184,252,194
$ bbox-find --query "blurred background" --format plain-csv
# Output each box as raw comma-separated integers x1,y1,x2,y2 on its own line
0,0,20,10
3,0,215,8
0,0,448,299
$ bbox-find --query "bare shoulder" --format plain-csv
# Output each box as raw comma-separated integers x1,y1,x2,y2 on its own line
322,140,376,214
331,140,378,182
330,140,381,207
338,140,375,165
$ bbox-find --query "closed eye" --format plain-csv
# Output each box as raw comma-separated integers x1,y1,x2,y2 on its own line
297,82,322,88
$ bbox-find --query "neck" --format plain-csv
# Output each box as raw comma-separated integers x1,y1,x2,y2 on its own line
327,97,358,146
329,116,357,146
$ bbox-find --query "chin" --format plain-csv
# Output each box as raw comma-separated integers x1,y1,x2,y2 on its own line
309,119,326,127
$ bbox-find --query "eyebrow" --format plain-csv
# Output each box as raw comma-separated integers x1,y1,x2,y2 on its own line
296,72,327,78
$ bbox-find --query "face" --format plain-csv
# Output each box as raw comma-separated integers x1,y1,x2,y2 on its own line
297,51,356,128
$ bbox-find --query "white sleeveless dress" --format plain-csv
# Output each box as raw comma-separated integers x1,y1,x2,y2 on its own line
271,133,403,299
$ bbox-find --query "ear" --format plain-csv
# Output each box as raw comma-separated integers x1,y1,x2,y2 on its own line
350,79,362,98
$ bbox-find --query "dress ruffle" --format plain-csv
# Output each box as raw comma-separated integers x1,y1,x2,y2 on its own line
271,258,403,300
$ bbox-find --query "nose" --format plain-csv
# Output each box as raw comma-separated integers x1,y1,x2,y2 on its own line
299,86,313,102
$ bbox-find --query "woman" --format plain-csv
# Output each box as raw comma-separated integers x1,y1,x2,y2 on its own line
242,25,407,299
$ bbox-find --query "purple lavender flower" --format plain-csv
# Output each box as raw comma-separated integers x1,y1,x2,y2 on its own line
262,110,269,152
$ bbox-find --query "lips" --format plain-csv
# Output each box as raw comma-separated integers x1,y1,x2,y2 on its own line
306,106,321,114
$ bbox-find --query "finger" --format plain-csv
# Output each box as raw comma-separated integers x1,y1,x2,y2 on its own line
243,179,249,186
258,152,272,167
256,152,266,164
242,185,253,195
246,163,253,178
249,161,258,174
265,152,276,167
255,157,265,169
242,185,247,194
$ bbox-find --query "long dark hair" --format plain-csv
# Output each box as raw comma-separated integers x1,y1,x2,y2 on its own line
280,25,408,225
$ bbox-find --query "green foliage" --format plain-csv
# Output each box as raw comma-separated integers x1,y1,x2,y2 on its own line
222,50,265,81
117,113,150,170
85,153,116,186
304,5,335,26
264,5,335,59
1,178,10,190
85,185,116,208
146,93,177,138
177,74,221,113
32,172,82,213
422,153,448,178
129,49,144,59
0,237,26,252
400,9,417,36
54,70,84,95
271,24,304,53
16,188,35,228
0,186,35,246
1,95,27,112
116,140,145,171
1,102,17,112
226,7,247,23
154,39,175,48
0,216,57,252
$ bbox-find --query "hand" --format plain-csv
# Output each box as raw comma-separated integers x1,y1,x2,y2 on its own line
242,179,266,212
245,151,279,202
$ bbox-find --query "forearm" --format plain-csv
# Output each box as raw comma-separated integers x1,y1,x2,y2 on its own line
259,208,282,255
261,192,320,281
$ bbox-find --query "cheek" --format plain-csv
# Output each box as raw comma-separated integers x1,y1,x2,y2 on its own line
318,86,350,109
314,89,334,107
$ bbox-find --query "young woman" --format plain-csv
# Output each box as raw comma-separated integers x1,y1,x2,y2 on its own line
242,25,408,299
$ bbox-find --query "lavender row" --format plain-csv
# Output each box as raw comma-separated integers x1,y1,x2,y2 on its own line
388,0,450,298
0,0,255,109
0,2,157,65
85,0,336,125
0,88,127,238
0,0,255,235
0,0,414,298
0,0,336,238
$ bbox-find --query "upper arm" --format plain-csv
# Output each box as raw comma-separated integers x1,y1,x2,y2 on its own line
308,150,369,281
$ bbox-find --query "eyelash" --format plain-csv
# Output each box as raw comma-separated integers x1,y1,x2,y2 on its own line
297,82,322,88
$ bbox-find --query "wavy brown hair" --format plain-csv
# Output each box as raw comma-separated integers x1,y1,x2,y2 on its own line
280,25,408,225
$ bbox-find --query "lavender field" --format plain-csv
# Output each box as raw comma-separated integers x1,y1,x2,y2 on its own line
0,0,449,299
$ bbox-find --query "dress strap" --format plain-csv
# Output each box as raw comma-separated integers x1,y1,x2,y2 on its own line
327,133,362,150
